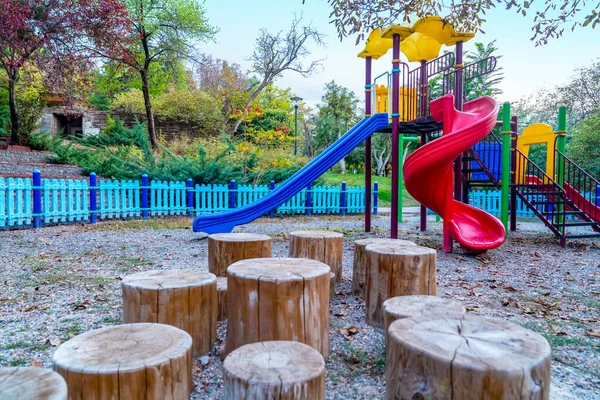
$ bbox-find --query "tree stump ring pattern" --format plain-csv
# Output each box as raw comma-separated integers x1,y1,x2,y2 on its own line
386,314,551,400
223,341,326,400
53,323,193,400
0,367,67,400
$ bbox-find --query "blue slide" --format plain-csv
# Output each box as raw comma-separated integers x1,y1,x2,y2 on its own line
193,113,389,234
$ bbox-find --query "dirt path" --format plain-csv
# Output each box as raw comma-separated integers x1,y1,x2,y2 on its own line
0,215,599,399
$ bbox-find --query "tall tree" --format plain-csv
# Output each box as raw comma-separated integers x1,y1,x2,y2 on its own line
228,16,324,135
87,0,216,149
464,41,504,100
0,0,128,144
326,0,599,46
317,81,359,174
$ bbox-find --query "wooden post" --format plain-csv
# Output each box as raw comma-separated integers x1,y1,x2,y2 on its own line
0,367,67,400
217,277,228,321
365,244,437,328
122,270,217,356
387,314,551,400
288,231,343,282
226,258,330,358
223,341,326,400
53,323,193,400
208,233,272,277
352,238,416,298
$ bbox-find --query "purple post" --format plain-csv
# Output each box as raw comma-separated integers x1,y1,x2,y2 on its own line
341,181,347,216
32,170,42,228
306,183,312,216
373,182,379,216
419,60,428,232
453,41,465,204
187,179,194,217
90,172,98,224
269,180,275,218
141,174,148,220
229,180,236,209
365,56,373,232
390,34,401,239
596,186,600,207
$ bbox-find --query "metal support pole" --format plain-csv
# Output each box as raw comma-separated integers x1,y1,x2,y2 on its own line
269,180,275,218
501,102,511,232
294,105,298,156
419,60,428,231
365,56,372,232
510,116,518,232
555,106,567,233
390,34,401,239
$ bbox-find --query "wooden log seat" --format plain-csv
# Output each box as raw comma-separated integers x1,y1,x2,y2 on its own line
223,341,326,399
208,233,272,277
0,367,67,400
225,258,330,357
352,238,416,297
386,314,551,400
217,277,228,321
53,323,193,400
122,269,217,356
364,244,437,328
288,230,343,282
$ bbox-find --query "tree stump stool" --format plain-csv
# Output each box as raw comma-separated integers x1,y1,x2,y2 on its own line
223,341,326,399
383,295,465,346
208,233,272,277
53,323,192,400
352,238,416,297
289,231,343,282
122,269,217,356
365,244,437,328
217,277,228,321
387,314,551,400
226,258,330,357
329,272,336,299
0,367,67,400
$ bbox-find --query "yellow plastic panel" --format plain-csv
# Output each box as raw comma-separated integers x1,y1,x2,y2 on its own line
400,32,442,62
516,123,556,184
358,29,393,60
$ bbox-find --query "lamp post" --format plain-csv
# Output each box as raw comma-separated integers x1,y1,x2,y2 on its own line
290,96,303,156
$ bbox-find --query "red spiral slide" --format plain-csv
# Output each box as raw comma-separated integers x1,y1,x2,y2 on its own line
404,94,505,253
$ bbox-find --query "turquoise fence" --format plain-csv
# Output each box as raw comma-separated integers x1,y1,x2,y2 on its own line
0,171,374,229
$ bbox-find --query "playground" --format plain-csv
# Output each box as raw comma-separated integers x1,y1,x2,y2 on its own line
2,9,600,400
0,215,599,398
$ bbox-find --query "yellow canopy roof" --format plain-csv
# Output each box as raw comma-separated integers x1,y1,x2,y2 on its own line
359,16,475,62
357,29,393,60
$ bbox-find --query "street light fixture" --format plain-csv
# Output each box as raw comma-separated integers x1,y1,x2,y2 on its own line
290,96,303,156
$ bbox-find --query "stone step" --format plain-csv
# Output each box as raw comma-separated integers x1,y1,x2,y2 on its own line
0,150,58,164
0,161,85,179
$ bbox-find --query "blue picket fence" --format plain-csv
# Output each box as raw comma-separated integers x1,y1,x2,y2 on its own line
0,171,375,229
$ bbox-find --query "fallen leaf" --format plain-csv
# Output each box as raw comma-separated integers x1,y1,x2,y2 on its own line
585,328,600,338
30,359,43,367
46,338,61,347
339,328,348,336
347,326,360,335
504,285,518,292
501,298,510,306
94,296,108,302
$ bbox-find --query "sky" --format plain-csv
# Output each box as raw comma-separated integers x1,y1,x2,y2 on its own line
198,0,598,110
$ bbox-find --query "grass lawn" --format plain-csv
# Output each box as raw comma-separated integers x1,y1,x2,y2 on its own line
320,172,419,207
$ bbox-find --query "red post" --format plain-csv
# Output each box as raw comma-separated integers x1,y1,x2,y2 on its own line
365,56,373,232
391,34,401,239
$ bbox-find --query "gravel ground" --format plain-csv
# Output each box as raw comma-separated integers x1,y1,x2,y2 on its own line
1,214,599,399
